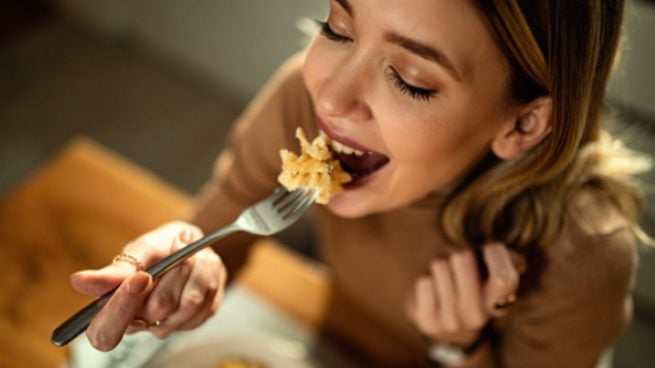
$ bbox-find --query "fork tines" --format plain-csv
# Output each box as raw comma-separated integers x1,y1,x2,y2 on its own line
273,188,315,219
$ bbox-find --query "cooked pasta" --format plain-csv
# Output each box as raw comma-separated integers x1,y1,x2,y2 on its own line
215,357,267,368
278,127,351,204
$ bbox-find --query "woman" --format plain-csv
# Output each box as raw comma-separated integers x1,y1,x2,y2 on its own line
70,0,649,366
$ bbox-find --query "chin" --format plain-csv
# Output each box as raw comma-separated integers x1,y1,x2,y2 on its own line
325,188,402,218
325,193,375,218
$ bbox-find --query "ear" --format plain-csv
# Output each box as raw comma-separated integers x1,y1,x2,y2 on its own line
491,96,553,160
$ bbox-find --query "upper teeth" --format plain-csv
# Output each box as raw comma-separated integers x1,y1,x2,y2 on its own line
319,130,366,156
330,140,365,156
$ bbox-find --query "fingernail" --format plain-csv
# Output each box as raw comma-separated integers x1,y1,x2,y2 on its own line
180,229,192,244
127,272,151,294
72,270,92,278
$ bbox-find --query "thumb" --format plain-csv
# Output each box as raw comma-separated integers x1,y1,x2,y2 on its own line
71,258,142,297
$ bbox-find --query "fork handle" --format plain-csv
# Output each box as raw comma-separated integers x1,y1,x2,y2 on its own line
51,223,240,347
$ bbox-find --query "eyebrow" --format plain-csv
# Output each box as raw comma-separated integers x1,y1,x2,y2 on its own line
385,33,462,81
334,0,353,15
334,0,461,81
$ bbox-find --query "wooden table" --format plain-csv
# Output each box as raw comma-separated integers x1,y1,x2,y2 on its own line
0,138,417,368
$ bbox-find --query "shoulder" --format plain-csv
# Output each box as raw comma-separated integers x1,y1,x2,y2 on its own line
257,51,308,101
498,189,638,367
538,188,637,294
566,188,632,237
564,188,637,265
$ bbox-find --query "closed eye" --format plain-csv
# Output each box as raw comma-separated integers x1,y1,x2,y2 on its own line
315,19,352,43
387,67,436,101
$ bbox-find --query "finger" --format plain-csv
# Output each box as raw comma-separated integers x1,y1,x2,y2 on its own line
122,222,202,267
70,267,132,297
450,250,486,330
141,230,195,323
71,223,192,296
430,259,458,333
404,286,418,322
86,271,152,351
125,225,205,335
414,276,440,336
483,243,520,315
177,283,219,331
179,252,227,330
181,224,204,244
149,249,218,338
71,251,150,297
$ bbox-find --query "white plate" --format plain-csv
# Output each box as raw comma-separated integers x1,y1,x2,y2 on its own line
146,336,316,368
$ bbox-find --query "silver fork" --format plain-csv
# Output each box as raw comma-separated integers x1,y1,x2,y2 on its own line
51,187,316,347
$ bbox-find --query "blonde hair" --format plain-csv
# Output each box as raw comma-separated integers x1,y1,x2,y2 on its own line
441,0,651,249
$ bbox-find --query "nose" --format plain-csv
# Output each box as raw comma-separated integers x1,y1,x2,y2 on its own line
314,59,373,123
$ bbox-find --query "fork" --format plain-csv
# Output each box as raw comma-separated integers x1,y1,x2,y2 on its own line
51,187,316,347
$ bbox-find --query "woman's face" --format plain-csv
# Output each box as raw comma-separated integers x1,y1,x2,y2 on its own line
303,0,513,217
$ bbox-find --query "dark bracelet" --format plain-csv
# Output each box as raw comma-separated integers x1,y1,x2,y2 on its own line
425,326,490,367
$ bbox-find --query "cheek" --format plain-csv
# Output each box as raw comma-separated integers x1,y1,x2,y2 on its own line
382,117,458,162
302,55,318,97
302,41,332,100
382,111,494,184
381,90,505,165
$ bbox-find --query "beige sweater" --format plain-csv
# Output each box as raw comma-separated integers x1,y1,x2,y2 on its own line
191,53,637,368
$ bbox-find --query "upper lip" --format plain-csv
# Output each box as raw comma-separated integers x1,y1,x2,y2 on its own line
315,117,373,153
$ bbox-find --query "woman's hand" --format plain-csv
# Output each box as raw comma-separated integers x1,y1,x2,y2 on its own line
405,242,524,347
70,221,226,351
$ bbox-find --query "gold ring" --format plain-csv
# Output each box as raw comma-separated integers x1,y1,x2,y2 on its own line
113,253,143,271
130,318,161,329
494,294,517,309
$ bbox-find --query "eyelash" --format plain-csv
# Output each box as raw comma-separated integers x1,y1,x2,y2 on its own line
315,19,351,43
387,68,436,101
316,19,437,102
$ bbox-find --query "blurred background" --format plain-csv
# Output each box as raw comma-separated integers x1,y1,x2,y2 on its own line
1,0,654,367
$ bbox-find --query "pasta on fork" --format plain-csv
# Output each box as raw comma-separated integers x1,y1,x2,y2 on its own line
278,127,351,204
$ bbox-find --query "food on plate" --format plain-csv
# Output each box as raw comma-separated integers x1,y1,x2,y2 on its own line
278,127,351,204
214,357,267,368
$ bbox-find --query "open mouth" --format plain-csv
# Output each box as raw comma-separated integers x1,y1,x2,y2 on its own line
319,131,390,189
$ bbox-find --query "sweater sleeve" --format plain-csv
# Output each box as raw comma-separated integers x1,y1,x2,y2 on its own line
189,52,313,276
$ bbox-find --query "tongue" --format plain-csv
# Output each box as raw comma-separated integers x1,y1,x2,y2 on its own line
334,151,389,176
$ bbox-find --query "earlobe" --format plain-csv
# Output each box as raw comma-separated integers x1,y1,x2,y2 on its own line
491,97,552,160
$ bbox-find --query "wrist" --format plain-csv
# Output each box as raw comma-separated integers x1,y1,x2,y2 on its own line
444,330,482,348
426,328,488,367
